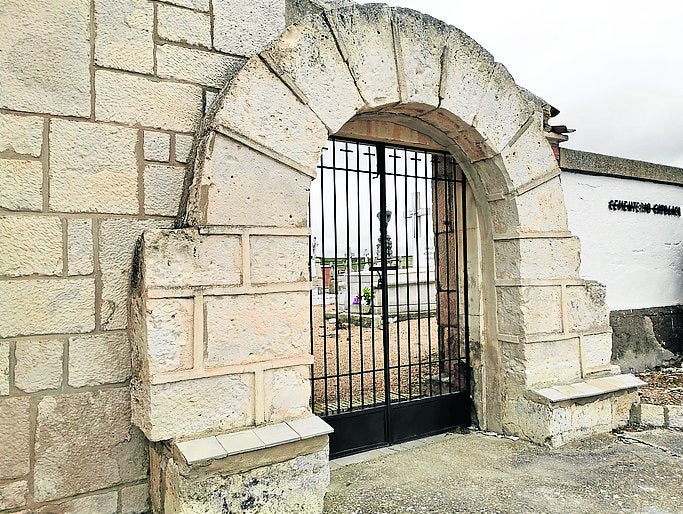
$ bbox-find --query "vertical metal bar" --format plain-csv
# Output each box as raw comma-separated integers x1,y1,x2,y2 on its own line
392,148,401,402
367,145,378,406
309,174,315,412
356,144,365,409
377,142,392,441
414,154,423,397
319,146,329,416
462,171,471,394
344,143,353,410
424,152,434,396
403,150,412,400
332,141,342,413
450,158,459,393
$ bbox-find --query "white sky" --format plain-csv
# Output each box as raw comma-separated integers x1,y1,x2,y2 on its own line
358,0,683,168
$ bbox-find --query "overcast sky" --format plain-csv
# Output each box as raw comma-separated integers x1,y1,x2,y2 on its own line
358,0,683,168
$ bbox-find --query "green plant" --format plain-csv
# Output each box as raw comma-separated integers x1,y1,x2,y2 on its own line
361,287,374,305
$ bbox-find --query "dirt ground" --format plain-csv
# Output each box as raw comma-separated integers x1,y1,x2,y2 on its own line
637,366,683,405
324,429,683,513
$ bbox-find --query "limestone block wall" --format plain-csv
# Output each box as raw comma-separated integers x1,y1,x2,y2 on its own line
130,227,313,442
0,0,292,510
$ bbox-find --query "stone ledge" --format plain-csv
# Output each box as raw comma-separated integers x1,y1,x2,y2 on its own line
175,416,333,465
532,373,645,404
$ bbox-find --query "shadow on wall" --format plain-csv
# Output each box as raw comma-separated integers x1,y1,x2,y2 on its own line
610,304,683,372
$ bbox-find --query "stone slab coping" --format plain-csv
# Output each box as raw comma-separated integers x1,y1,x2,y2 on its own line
533,373,645,404
175,416,333,465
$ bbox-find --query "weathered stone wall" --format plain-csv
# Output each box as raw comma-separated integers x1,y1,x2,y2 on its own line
0,0,293,510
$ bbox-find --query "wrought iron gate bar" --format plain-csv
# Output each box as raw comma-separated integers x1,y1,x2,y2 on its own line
310,137,471,457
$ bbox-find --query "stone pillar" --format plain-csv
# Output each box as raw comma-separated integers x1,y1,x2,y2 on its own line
130,226,332,512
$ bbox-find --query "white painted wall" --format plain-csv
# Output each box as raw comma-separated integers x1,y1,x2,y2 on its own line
561,171,683,310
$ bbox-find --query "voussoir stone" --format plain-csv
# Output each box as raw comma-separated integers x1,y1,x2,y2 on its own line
0,0,91,117
327,4,399,108
262,15,363,133
393,8,449,107
440,28,496,126
213,57,327,172
199,134,311,227
34,388,148,502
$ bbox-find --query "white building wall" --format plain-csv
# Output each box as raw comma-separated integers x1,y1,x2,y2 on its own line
561,171,683,310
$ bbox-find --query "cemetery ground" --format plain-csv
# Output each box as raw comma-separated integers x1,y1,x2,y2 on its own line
324,429,683,513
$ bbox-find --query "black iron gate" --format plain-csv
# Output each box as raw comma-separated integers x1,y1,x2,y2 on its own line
309,137,471,458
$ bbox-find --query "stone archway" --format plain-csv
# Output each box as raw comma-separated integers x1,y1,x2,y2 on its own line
129,4,641,511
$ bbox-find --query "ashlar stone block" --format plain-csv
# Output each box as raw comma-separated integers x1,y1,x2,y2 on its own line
327,4,399,108
497,285,562,336
500,122,561,192
50,120,139,214
94,0,154,74
143,131,171,162
157,4,211,48
213,57,327,172
0,215,63,277
121,483,151,514
14,339,64,393
509,178,569,234
205,291,309,367
0,397,30,479
472,63,534,153
264,365,311,423
581,332,613,374
440,28,496,126
99,219,172,330
393,8,449,107
175,134,193,164
666,405,683,429
34,388,148,502
0,113,43,157
636,403,665,427
96,69,203,132
0,278,95,338
213,0,286,56
250,235,309,284
0,159,43,211
144,297,194,377
522,338,581,387
0,480,28,511
157,44,246,89
144,164,185,217
0,341,8,396
54,491,118,514
566,282,611,334
200,135,311,227
68,333,131,387
494,237,580,281
262,15,363,133
142,228,242,289
68,218,94,276
0,0,91,117
132,373,254,441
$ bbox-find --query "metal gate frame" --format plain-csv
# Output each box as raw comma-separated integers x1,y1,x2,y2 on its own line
309,137,471,458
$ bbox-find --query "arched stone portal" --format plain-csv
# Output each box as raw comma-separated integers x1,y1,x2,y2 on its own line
129,4,641,511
